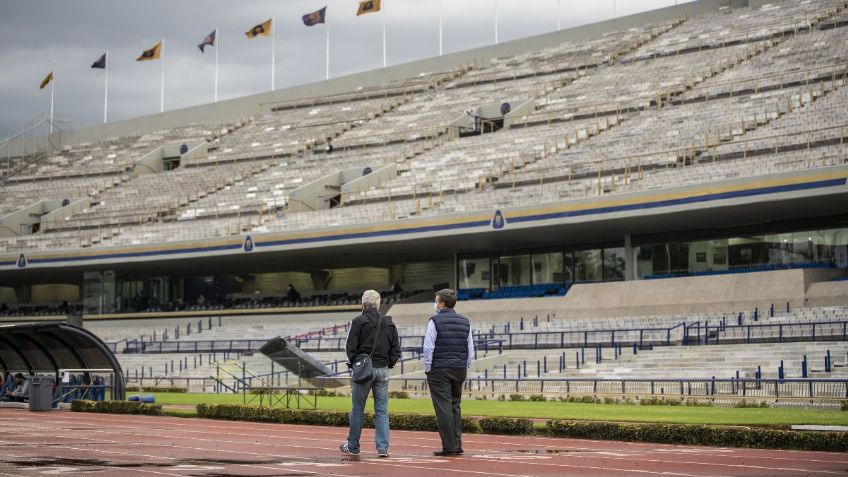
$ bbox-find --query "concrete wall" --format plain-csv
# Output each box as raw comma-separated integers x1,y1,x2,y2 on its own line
0,198,84,237
0,287,16,304
559,270,809,318
244,272,314,295
805,281,848,307
330,267,390,290
31,0,733,149
31,284,79,303
341,164,397,196
398,261,452,290
388,268,847,322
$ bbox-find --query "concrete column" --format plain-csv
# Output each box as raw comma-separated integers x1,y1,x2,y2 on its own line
452,252,459,290
624,234,635,281
14,284,32,303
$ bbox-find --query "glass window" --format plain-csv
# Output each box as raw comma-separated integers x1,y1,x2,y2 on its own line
635,246,653,279
603,247,625,281
689,239,728,273
563,251,575,283
532,252,563,285
574,249,602,282
458,257,490,290
496,254,532,287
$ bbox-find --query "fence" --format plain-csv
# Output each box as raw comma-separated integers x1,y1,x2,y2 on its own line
115,317,848,356
392,377,848,400
123,375,848,402
687,320,848,345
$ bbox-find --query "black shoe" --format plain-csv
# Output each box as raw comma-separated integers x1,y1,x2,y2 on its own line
457,448,464,454
433,449,461,456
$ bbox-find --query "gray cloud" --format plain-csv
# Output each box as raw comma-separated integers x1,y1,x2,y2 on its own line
0,0,686,137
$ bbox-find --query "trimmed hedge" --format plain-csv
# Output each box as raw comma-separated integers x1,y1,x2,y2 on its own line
71,400,847,452
197,404,489,433
479,417,533,435
546,420,848,452
71,399,162,416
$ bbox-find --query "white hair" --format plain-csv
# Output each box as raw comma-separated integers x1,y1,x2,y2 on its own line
361,289,381,309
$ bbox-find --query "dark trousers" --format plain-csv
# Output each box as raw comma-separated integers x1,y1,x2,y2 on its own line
426,367,467,452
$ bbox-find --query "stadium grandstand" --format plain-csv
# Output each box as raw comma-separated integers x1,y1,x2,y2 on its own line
2,0,848,414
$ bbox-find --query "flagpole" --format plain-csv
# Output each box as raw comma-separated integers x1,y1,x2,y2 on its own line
49,64,54,134
214,27,219,102
325,23,330,80
439,0,443,56
271,17,276,91
494,0,499,45
160,39,165,113
382,4,387,68
104,50,109,123
557,0,561,30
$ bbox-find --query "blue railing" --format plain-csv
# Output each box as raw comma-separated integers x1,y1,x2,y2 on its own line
687,320,848,345
115,319,847,355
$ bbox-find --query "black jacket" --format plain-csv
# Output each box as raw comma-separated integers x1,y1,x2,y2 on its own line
345,308,401,368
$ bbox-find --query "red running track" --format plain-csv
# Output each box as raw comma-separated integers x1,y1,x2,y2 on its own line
0,409,846,476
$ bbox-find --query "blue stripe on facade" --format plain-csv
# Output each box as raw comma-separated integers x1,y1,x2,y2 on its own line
507,178,847,224
256,220,492,248
29,243,243,265
8,176,846,267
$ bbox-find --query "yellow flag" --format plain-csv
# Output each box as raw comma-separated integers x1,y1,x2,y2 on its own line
246,19,272,38
357,0,381,16
39,71,53,90
136,42,162,61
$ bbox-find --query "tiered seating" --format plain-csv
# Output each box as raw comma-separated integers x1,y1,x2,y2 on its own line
628,0,839,59
460,341,848,380
2,0,846,253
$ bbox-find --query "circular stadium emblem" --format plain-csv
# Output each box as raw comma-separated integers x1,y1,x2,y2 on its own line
492,210,506,230
16,254,27,269
243,235,254,253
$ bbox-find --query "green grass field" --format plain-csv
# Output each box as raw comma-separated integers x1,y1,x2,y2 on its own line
149,392,848,426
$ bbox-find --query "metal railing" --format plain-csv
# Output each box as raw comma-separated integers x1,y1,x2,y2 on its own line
688,320,848,345
393,377,848,400
122,375,848,402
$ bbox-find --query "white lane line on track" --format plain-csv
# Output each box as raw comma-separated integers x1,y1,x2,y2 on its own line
0,417,738,477
4,412,845,476
23,411,845,467
20,412,845,475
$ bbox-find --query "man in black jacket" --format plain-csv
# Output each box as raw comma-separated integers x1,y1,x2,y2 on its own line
340,289,401,458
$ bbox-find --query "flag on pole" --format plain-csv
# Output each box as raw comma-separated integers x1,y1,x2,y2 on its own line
198,30,216,52
91,53,106,69
136,42,162,61
39,70,53,89
303,7,327,26
246,19,272,38
357,0,381,16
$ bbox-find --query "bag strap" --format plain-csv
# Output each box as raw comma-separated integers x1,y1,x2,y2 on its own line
369,315,383,358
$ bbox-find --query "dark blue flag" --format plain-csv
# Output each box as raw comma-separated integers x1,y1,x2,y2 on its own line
303,7,326,26
198,29,216,53
91,53,106,69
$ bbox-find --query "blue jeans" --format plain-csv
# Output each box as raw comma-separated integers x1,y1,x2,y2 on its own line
347,366,389,452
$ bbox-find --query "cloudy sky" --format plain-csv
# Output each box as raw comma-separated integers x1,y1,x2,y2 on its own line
0,0,688,137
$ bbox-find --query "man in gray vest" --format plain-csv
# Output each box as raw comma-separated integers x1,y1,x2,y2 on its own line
423,288,474,456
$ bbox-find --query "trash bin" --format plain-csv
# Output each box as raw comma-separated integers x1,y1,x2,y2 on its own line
28,375,55,412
